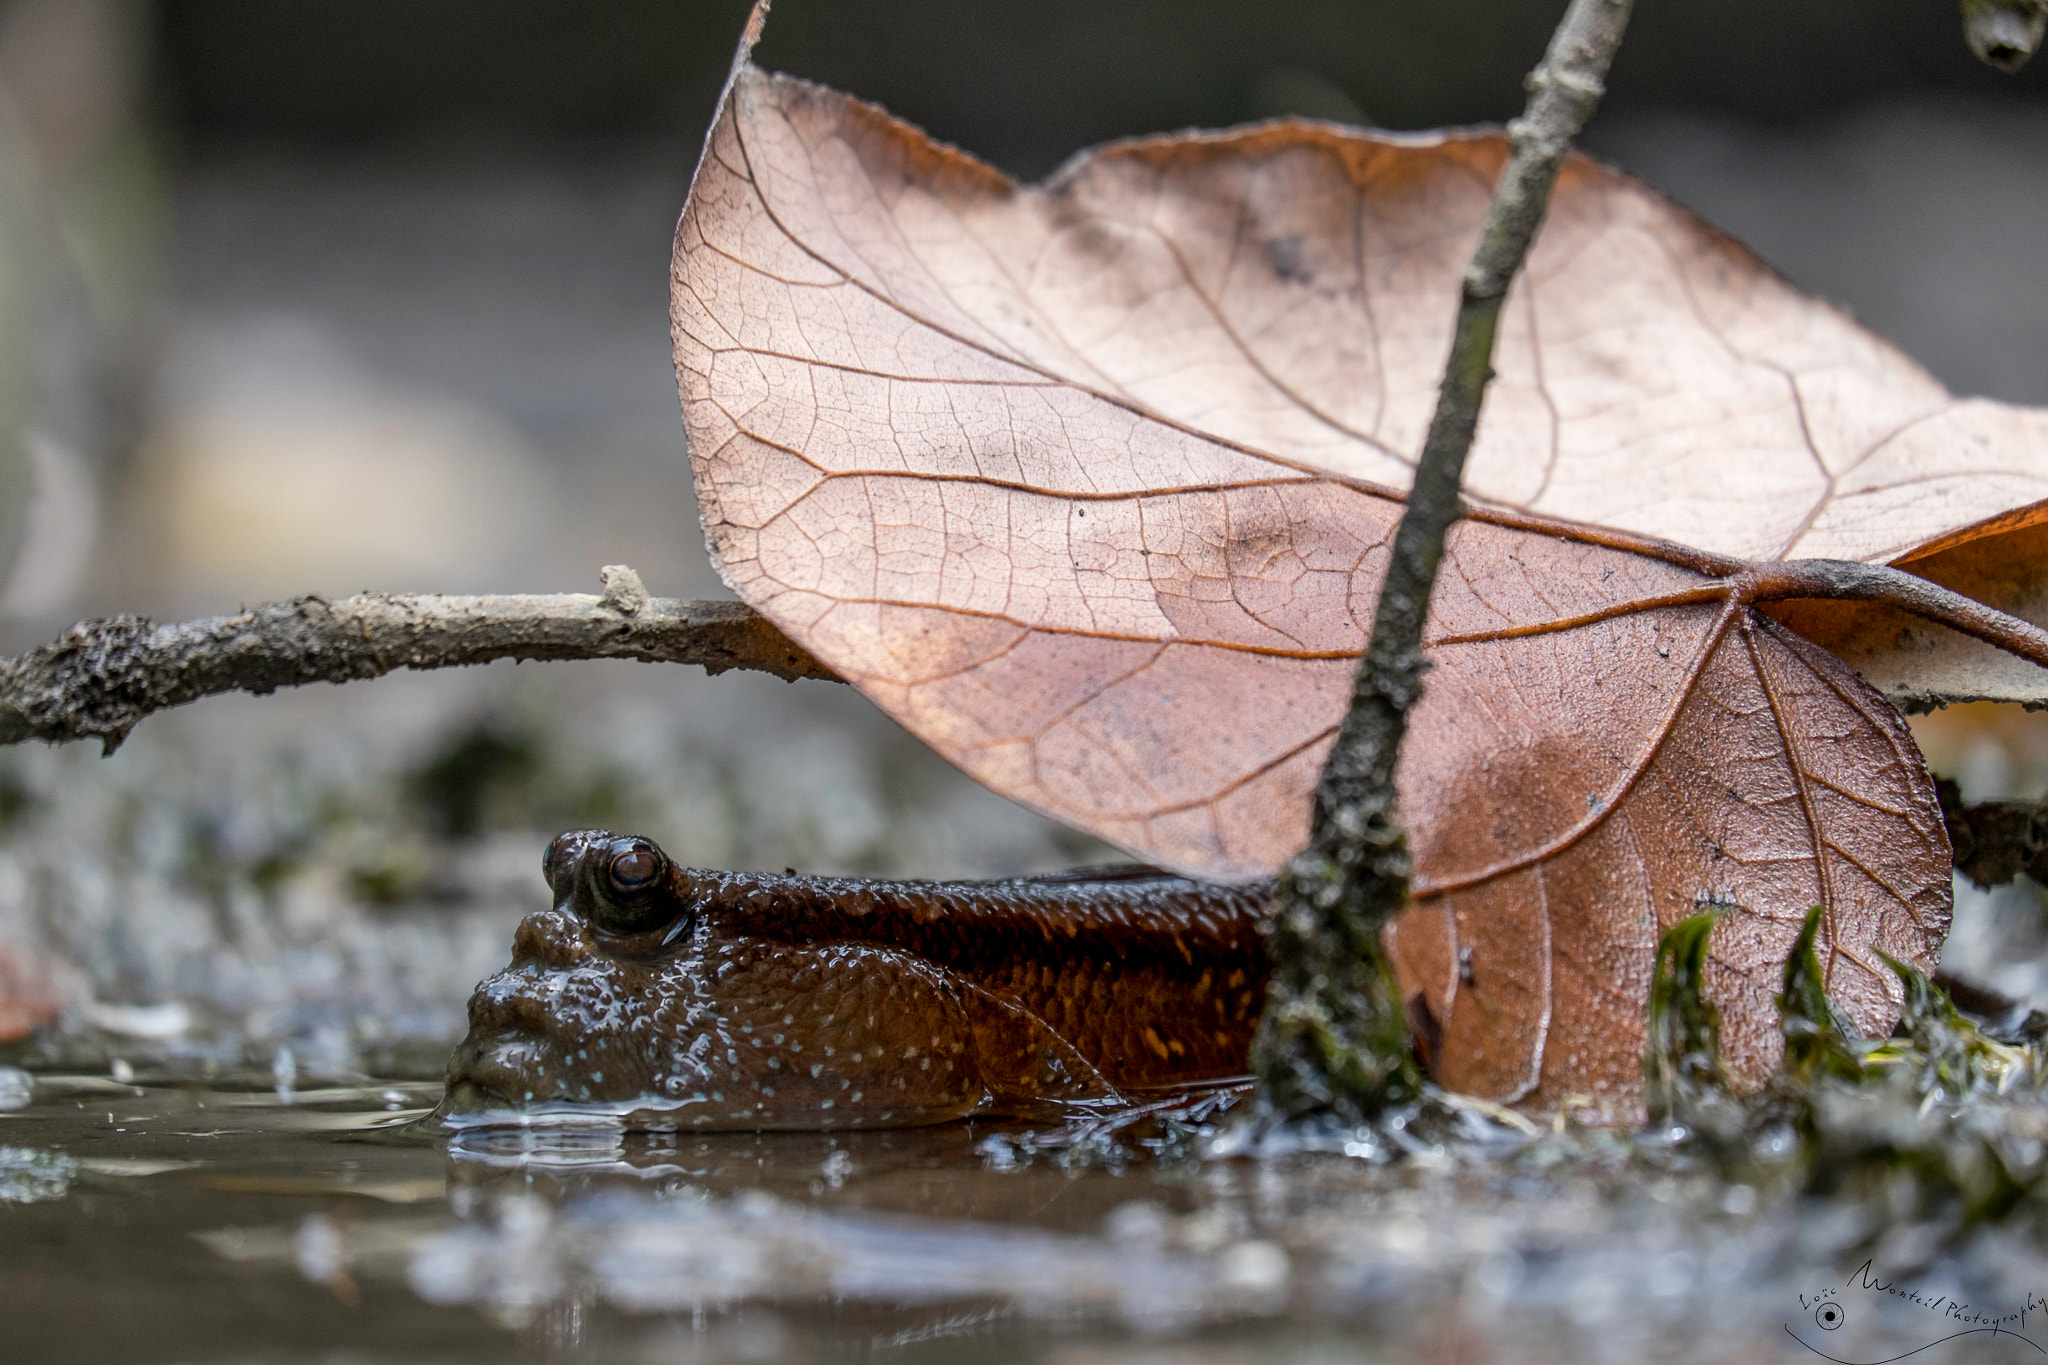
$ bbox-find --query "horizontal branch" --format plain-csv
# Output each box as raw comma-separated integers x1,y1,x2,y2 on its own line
1938,777,2048,890
1746,559,2048,669
0,565,840,753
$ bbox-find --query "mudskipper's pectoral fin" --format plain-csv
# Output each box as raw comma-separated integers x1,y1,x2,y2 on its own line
955,982,1124,1115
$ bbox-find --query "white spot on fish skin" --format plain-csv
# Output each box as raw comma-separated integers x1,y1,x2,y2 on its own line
920,1058,930,1071
767,1058,781,1070
772,1034,784,1045
810,1064,822,1078
782,1014,794,1026
851,1092,863,1103
820,1099,834,1109
851,1052,863,1063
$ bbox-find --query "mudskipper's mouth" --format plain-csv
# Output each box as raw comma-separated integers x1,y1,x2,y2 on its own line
445,961,623,1112
443,1032,566,1110
438,1027,717,1134
448,951,643,1109
438,1029,657,1130
438,1077,502,1117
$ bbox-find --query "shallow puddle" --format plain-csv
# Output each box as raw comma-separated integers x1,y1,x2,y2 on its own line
8,1067,2048,1363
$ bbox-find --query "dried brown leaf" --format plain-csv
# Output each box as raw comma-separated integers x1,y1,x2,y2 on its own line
671,64,1973,1112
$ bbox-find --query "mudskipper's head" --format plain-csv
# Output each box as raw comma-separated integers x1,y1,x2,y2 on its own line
440,830,1004,1132
441,829,700,1120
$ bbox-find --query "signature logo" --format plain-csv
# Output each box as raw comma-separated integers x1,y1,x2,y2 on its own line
1786,1260,2047,1361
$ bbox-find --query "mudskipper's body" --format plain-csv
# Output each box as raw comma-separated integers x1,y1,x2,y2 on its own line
442,830,1271,1130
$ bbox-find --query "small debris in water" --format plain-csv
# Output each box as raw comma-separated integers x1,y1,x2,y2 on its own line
294,1212,360,1305
79,1001,192,1040
0,1146,77,1203
0,1066,32,1110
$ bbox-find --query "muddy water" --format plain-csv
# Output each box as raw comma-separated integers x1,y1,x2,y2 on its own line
7,1066,2048,1364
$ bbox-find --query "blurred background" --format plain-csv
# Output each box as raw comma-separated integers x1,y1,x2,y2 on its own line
2,0,2047,1075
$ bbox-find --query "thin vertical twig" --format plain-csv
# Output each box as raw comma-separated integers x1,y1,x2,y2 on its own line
1251,0,1638,1126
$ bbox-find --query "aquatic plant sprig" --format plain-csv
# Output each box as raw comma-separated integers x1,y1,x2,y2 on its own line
1861,954,2039,1104
1641,904,2048,1236
1776,908,1877,1090
1644,909,1734,1129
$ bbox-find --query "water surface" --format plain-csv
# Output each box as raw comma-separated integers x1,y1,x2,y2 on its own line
11,1065,2048,1364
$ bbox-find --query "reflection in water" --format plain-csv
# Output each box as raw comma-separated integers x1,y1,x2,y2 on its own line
409,1182,1283,1333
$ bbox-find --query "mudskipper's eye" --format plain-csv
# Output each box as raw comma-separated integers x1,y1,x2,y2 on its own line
591,836,675,936
608,847,661,894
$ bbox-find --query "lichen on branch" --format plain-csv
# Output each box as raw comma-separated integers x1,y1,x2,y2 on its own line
0,566,838,754
1251,0,1638,1126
